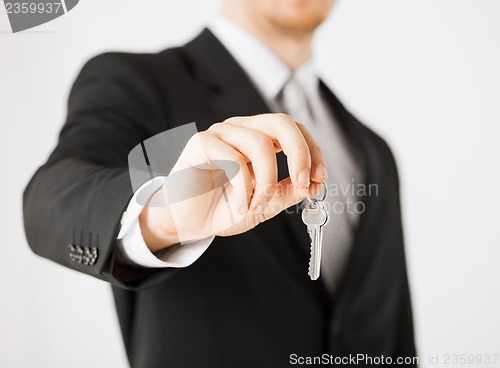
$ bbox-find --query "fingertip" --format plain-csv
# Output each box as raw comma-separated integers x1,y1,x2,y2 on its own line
297,168,310,188
312,164,328,183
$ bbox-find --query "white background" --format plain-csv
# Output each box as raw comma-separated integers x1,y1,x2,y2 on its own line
1,0,499,367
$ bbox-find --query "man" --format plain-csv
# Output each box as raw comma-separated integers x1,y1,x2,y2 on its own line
23,0,416,366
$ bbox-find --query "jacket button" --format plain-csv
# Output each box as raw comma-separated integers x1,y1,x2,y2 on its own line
68,244,83,263
83,246,98,265
69,244,98,265
68,244,75,262
90,247,98,265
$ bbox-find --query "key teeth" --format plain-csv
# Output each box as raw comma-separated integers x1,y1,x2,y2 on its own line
308,245,319,280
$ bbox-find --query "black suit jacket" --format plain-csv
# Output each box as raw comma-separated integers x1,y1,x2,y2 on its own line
23,29,416,367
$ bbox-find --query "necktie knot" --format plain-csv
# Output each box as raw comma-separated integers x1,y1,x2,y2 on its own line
276,76,315,126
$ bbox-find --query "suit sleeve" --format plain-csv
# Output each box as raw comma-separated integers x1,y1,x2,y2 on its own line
23,52,180,290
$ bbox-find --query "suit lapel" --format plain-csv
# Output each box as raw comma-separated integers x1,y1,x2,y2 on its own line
182,29,269,121
319,81,384,299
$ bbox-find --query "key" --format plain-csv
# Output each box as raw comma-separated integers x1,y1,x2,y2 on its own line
302,201,329,280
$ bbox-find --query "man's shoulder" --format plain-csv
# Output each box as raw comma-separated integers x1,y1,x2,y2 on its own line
76,46,185,82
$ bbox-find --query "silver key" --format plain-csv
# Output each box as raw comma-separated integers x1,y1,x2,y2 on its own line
302,201,329,280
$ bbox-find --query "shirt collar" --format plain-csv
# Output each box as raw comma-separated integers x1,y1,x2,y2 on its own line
208,15,317,103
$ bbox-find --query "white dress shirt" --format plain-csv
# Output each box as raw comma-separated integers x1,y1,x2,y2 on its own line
115,15,362,270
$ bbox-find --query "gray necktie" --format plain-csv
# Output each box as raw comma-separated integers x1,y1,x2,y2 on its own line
276,76,353,295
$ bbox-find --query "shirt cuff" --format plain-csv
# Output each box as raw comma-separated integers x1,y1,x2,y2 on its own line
115,177,214,268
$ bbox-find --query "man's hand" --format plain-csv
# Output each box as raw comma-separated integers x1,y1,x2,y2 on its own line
139,113,328,252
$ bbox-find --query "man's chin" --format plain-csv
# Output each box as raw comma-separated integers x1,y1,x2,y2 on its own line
276,17,326,34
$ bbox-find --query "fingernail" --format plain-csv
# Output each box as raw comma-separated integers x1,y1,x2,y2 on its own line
253,203,266,214
315,164,328,179
239,205,248,215
297,168,310,188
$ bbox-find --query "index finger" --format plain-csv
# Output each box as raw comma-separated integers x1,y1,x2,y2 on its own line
225,113,312,189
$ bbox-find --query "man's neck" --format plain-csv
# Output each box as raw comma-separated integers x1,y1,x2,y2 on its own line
221,11,313,70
